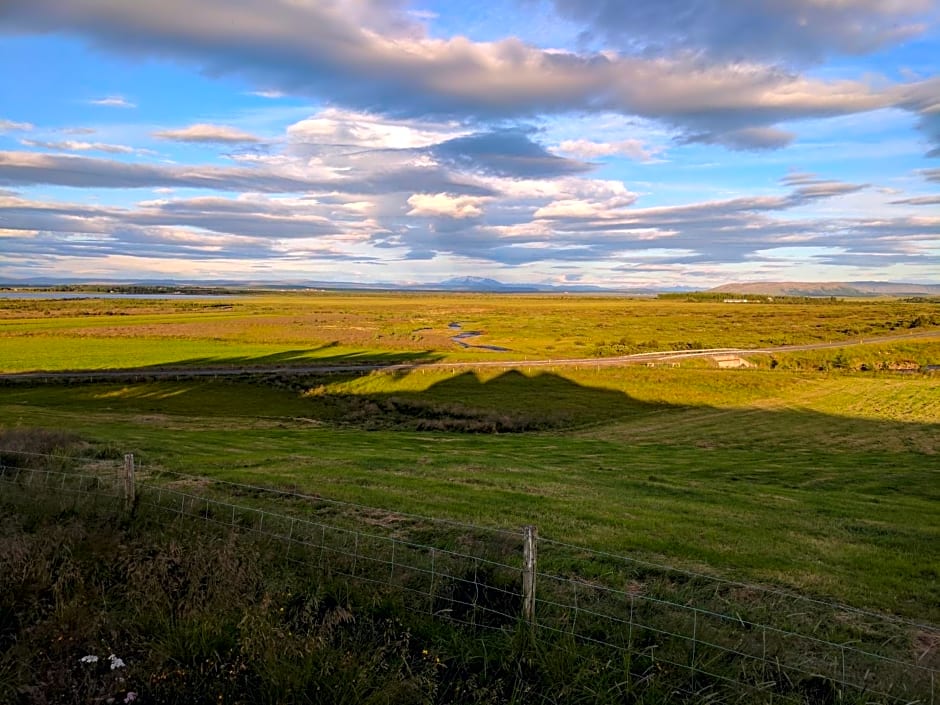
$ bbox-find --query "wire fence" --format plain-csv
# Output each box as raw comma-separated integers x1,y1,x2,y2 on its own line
1,448,937,703
532,539,938,703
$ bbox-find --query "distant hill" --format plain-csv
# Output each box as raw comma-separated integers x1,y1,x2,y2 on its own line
416,276,634,292
424,276,537,291
0,276,683,295
709,282,940,297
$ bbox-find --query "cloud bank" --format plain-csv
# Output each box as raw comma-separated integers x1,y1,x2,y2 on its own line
0,0,937,285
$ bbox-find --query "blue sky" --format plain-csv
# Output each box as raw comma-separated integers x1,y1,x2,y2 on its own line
1,0,938,287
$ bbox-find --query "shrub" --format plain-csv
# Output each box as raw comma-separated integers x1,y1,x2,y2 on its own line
0,427,82,469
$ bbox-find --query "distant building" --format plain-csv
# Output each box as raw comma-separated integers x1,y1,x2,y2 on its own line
712,355,753,369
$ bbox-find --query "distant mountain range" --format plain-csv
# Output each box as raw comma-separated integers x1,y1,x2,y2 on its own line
0,275,678,295
708,281,940,297
2,276,938,296
414,276,665,293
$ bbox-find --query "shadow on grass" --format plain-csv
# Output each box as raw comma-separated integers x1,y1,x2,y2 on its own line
305,369,940,461
0,342,448,383
7,364,937,453
310,369,670,432
145,342,444,371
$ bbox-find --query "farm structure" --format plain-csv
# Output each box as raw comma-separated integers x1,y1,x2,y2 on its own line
711,354,754,369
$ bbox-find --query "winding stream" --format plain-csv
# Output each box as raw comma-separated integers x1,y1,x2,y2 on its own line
448,322,511,352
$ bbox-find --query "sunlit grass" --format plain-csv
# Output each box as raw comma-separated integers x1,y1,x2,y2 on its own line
2,292,938,372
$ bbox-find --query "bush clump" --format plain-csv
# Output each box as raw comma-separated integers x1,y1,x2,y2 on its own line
0,427,82,469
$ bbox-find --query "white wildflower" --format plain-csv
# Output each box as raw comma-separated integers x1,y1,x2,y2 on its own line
109,654,126,670
79,655,99,664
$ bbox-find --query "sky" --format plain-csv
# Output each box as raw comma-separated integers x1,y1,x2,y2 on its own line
0,0,939,289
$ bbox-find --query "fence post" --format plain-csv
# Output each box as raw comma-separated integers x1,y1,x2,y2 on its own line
123,453,136,512
522,525,538,628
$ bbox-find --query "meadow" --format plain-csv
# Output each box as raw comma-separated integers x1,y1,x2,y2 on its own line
1,292,938,702
1,292,938,372
1,292,938,623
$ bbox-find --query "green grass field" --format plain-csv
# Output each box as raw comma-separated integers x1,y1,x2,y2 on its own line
2,292,938,371
1,293,938,624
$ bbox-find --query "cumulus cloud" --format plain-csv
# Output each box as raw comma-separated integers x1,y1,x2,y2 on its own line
432,129,591,178
0,0,934,291
287,108,467,151
406,193,487,219
546,0,934,64
0,96,898,280
533,198,632,220
0,0,907,149
153,123,261,143
525,174,858,235
1,161,935,278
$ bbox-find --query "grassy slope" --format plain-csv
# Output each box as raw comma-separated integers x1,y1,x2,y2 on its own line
1,365,937,621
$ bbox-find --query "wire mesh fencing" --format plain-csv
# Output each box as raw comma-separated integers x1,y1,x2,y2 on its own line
532,537,939,703
0,447,124,503
138,467,528,635
1,448,937,703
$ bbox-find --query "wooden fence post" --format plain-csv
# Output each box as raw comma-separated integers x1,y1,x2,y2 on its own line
522,525,538,628
123,453,135,511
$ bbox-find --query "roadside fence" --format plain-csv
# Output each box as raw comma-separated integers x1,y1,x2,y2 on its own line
1,449,937,703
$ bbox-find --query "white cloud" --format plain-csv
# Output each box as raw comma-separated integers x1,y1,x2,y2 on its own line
407,193,487,219
556,139,659,161
248,89,286,99
88,95,136,108
533,194,637,219
21,138,135,154
0,119,33,132
153,123,261,143
287,108,467,150
484,175,636,203
1,0,911,149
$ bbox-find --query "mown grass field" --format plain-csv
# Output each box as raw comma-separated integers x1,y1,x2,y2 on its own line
0,292,938,627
